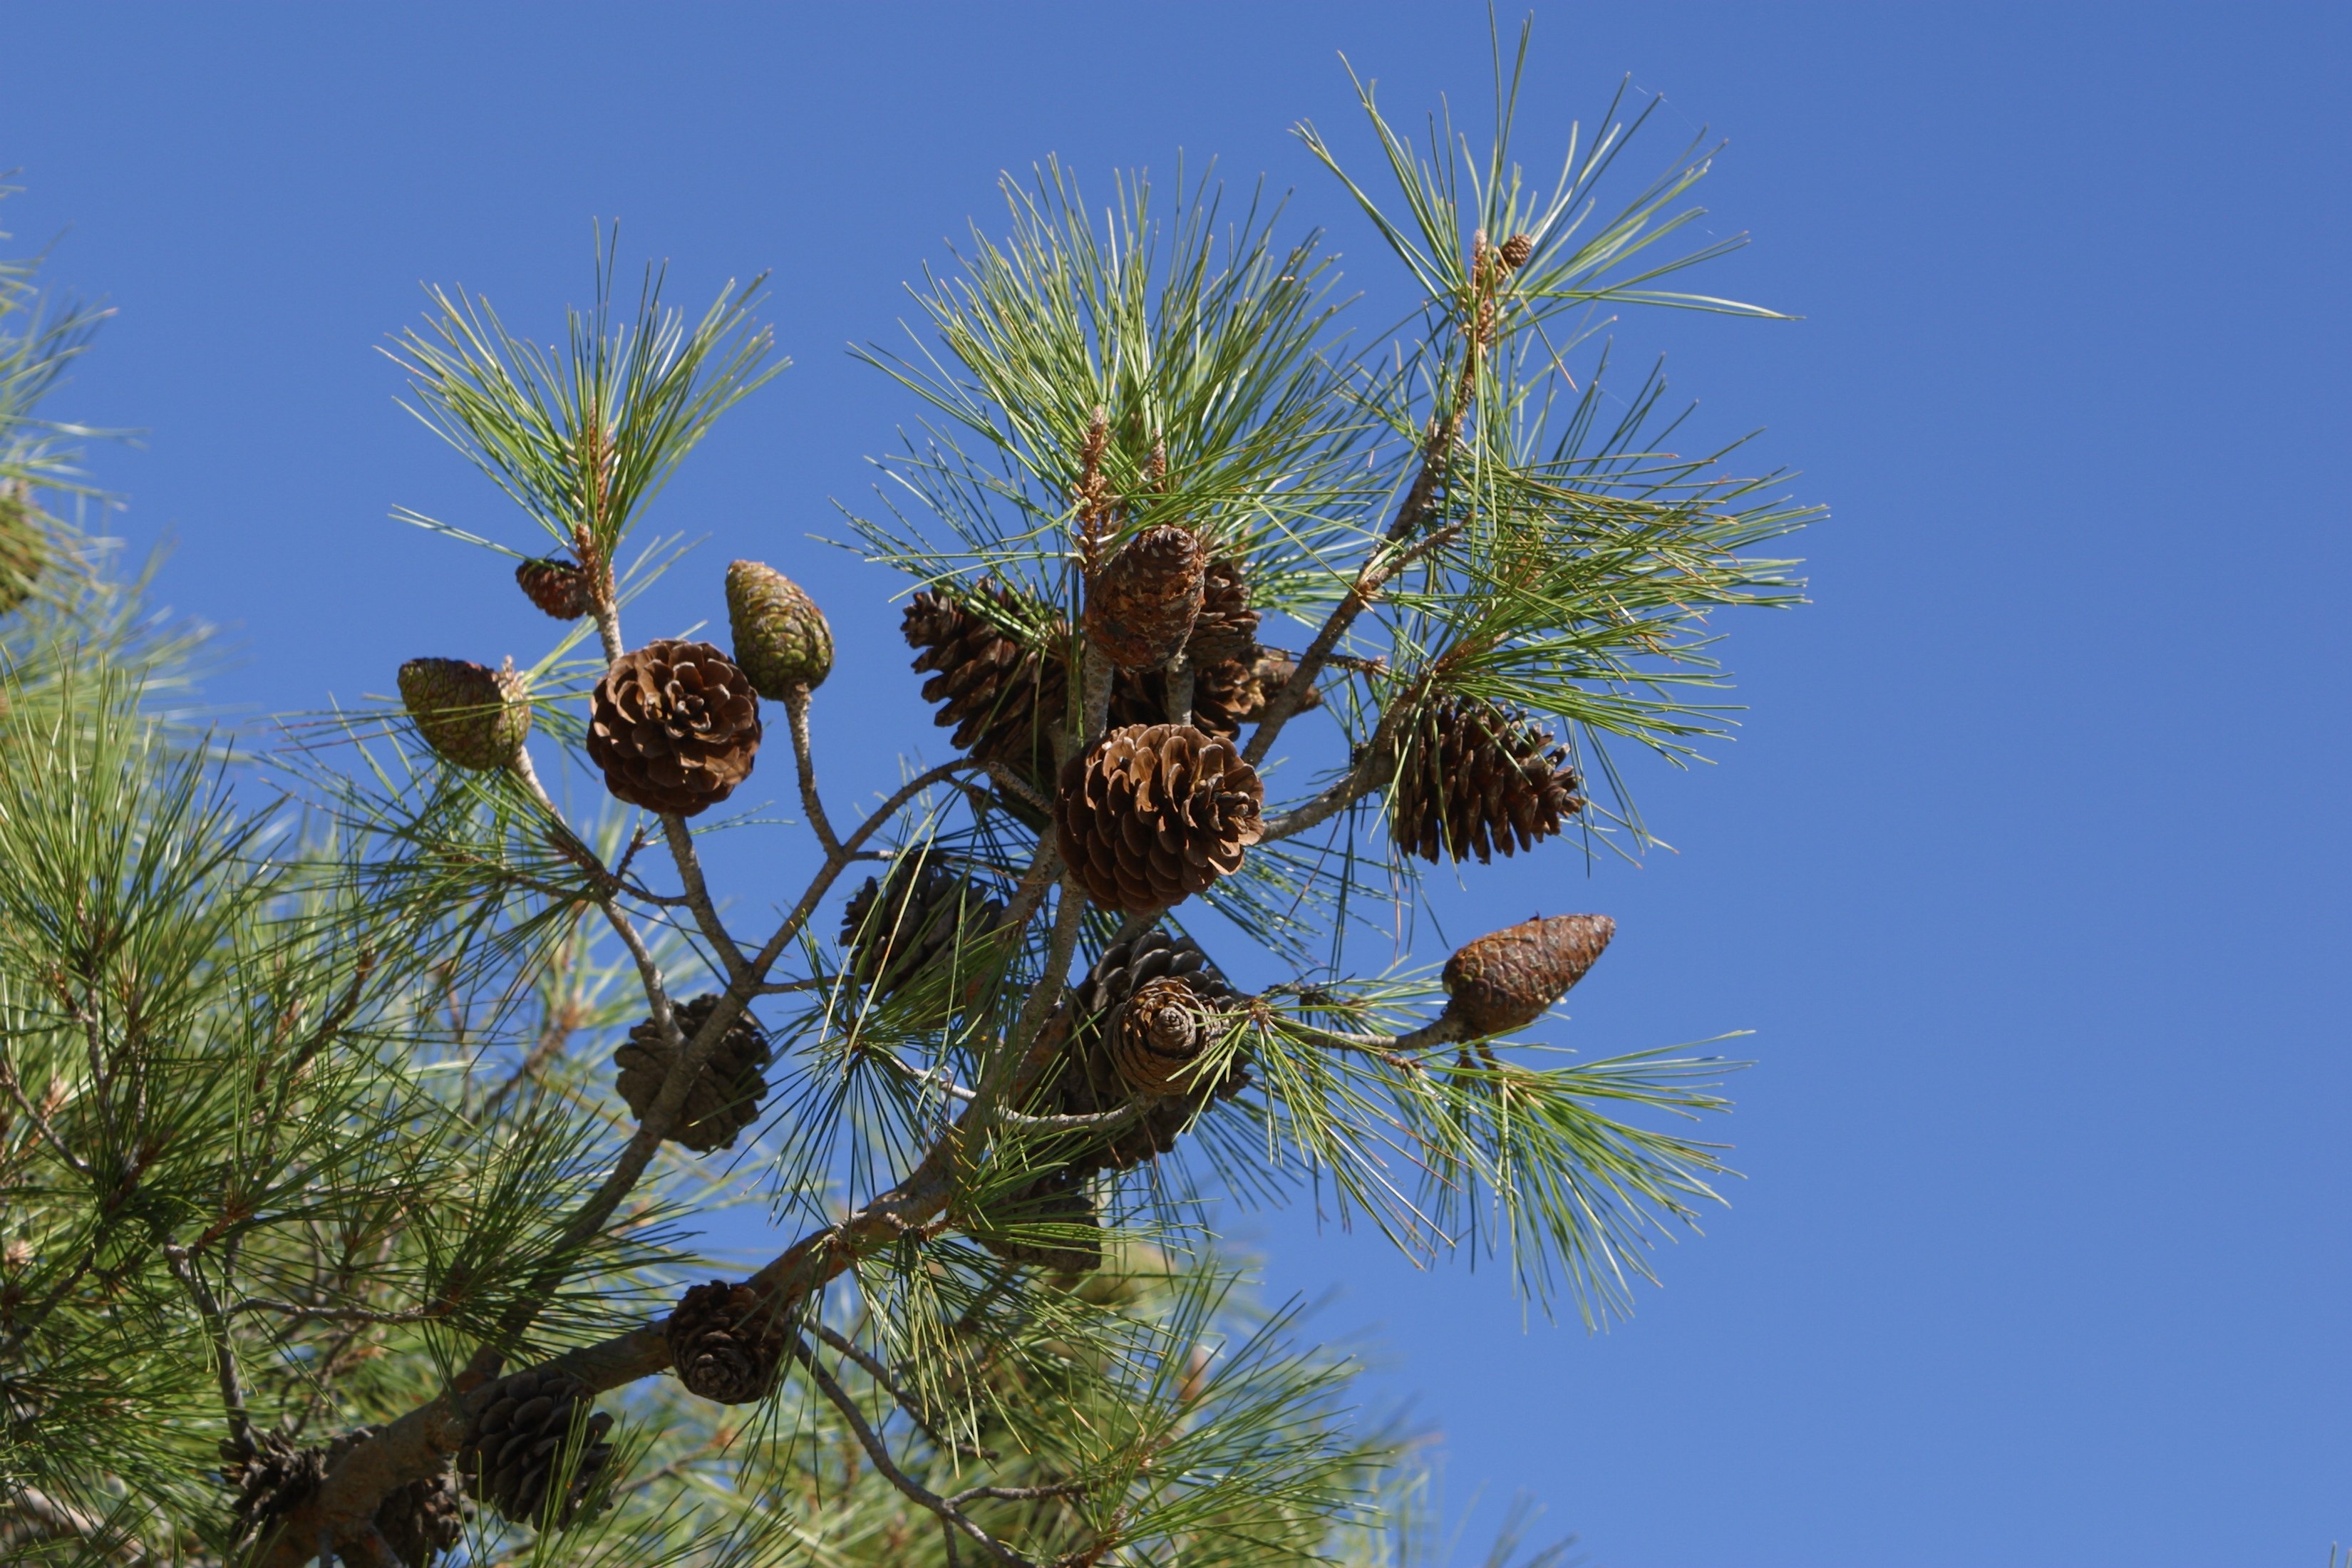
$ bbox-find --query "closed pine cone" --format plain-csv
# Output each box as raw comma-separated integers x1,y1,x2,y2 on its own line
1185,557,1260,664
586,639,763,816
398,657,532,773
514,556,592,620
840,857,1005,1018
1391,696,1584,865
1056,723,1264,912
1084,525,1205,669
726,559,833,698
1440,913,1616,1038
666,1279,785,1404
1108,974,1219,1095
612,994,772,1152
976,1167,1103,1274
220,1430,324,1545
902,585,1068,795
1498,232,1536,270
458,1366,613,1527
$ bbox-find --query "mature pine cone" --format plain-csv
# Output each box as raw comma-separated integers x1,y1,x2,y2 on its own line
1391,696,1584,865
976,1167,1103,1274
458,1366,613,1528
903,585,1068,793
374,1465,467,1568
726,559,833,698
612,994,773,1152
398,657,532,772
220,1430,325,1545
0,484,47,614
840,857,1005,1019
1499,232,1536,271
514,556,592,620
1185,557,1260,664
666,1279,786,1404
1056,723,1264,912
586,639,763,815
221,1430,465,1564
1440,913,1616,1038
1084,525,1205,669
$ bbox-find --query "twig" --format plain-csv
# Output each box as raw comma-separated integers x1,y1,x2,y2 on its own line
163,1242,252,1458
225,1299,445,1327
0,1053,90,1178
809,1322,987,1459
784,686,844,856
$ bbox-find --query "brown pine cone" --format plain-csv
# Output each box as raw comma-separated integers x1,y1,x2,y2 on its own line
726,559,833,698
1391,696,1584,865
1083,525,1205,669
976,1167,1103,1274
220,1430,325,1545
458,1366,613,1527
514,556,592,620
1440,913,1616,1038
1185,557,1260,664
840,857,1005,1020
903,585,1068,793
612,994,772,1152
1108,974,1220,1096
586,639,762,816
398,657,532,772
1498,232,1536,271
666,1279,786,1404
374,1465,467,1568
1056,723,1264,912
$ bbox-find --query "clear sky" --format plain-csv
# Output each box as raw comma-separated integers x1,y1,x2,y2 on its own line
4,4,2347,1563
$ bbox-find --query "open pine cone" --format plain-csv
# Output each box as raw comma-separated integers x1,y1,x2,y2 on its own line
1440,913,1616,1038
586,639,763,815
1056,723,1264,912
840,857,1005,1021
1084,524,1205,669
1185,556,1260,664
666,1279,786,1405
612,994,773,1152
458,1366,613,1528
1391,696,1584,865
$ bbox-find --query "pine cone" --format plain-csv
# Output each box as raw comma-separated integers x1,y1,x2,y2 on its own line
1108,975,1220,1095
1440,913,1616,1038
398,657,532,772
586,639,763,815
726,559,833,698
1185,557,1259,664
666,1279,786,1404
1084,525,1205,669
612,994,773,1152
515,556,592,620
976,1167,1103,1274
1391,696,1584,865
458,1366,613,1528
1499,232,1536,271
903,586,1068,793
374,1465,467,1568
1056,723,1264,912
220,1430,325,1544
840,857,1005,1019
0,484,48,614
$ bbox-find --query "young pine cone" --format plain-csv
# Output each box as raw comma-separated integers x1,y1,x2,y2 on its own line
976,1167,1104,1274
1084,524,1205,669
1440,913,1616,1038
840,857,1005,1021
458,1366,613,1528
514,556,592,620
1056,723,1264,912
726,559,833,698
666,1279,786,1405
1498,232,1536,271
0,483,48,614
398,657,532,772
902,585,1068,793
612,994,773,1152
1391,696,1584,865
586,639,763,815
1184,556,1260,664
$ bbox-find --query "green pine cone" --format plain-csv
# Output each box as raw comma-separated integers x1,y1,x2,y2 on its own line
726,559,832,699
397,657,531,771
0,485,50,614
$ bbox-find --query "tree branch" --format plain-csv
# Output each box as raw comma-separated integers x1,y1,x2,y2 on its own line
783,686,844,857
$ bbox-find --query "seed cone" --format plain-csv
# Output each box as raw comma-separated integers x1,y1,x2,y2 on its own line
1056,723,1264,912
666,1279,786,1404
1499,232,1535,271
726,559,833,698
1391,696,1584,865
220,1430,324,1545
0,485,48,614
458,1366,613,1527
612,994,773,1152
1035,929,1247,1174
840,857,1004,1021
515,556,592,620
1185,557,1260,664
398,657,532,772
586,639,763,815
373,1464,467,1568
977,1167,1104,1274
1440,913,1616,1038
1084,525,1205,669
903,585,1068,795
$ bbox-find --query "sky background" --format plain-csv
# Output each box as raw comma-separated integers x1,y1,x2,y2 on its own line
4,4,2348,1564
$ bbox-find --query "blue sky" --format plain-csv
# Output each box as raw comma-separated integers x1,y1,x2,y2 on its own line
4,4,2347,1563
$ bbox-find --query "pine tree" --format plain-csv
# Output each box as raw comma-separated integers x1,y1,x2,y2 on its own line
1,26,1814,1566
